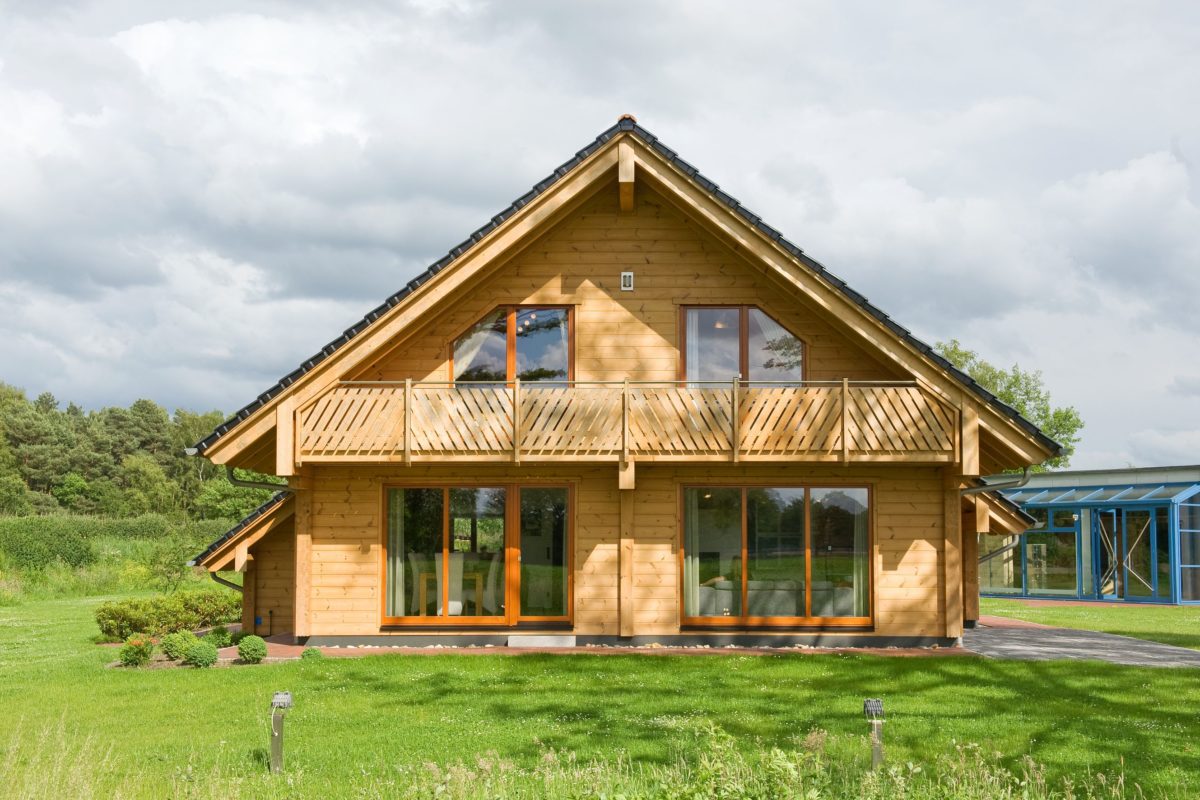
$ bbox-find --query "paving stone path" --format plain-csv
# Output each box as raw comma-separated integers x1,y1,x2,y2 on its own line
964,616,1200,668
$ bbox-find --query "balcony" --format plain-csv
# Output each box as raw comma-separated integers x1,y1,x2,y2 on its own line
293,380,960,466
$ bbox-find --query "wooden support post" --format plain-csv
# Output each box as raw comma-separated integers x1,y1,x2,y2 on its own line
403,378,412,465
962,502,980,627
841,378,850,463
292,471,314,641
275,400,296,477
619,487,634,638
961,404,980,477
942,470,963,640
731,377,740,463
234,542,251,573
241,561,257,634
618,460,635,491
512,378,522,464
618,141,635,212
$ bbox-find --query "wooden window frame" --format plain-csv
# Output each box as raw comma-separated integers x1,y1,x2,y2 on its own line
677,483,873,628
449,305,575,383
677,305,807,383
379,481,574,628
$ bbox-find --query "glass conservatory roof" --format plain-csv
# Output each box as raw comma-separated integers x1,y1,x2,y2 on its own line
1004,482,1200,508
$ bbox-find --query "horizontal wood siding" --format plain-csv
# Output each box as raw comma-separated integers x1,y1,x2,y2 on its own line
249,517,295,635
298,463,945,639
355,184,899,384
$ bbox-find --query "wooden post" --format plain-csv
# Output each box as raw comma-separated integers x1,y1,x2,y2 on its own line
241,562,257,634
942,469,963,640
730,377,740,463
292,471,314,641
403,378,412,465
275,400,295,477
512,378,522,464
619,488,634,638
841,378,850,463
961,404,980,477
962,502,980,627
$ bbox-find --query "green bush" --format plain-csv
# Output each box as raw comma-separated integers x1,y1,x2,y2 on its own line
0,521,93,570
204,625,232,649
94,589,240,639
159,630,200,661
184,640,219,668
300,647,324,660
118,634,155,667
236,635,267,664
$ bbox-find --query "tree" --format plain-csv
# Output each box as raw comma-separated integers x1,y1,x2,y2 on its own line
0,475,32,516
193,473,276,521
935,339,1083,471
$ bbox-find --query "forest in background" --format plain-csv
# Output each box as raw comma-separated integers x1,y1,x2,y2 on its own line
0,383,273,522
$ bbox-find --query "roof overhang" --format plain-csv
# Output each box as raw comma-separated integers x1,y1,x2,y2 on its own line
191,493,294,572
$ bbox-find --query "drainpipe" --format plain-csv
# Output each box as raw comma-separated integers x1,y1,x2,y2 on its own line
960,467,1032,496
209,572,244,594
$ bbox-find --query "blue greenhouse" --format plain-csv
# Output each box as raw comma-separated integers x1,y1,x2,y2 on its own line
980,465,1200,604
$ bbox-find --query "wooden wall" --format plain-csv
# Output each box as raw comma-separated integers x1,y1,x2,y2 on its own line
288,463,946,639
354,182,900,384
245,517,295,636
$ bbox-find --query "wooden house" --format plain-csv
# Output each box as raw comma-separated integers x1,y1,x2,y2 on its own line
189,117,1058,647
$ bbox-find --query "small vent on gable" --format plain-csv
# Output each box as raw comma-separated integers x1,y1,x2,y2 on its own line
620,271,634,291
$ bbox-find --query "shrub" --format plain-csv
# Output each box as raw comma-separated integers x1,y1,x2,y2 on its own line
94,588,240,639
237,635,268,664
184,640,219,668
118,634,155,667
0,521,94,570
204,625,232,649
300,647,324,661
160,630,200,661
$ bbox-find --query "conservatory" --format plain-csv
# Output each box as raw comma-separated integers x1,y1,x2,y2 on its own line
980,466,1200,604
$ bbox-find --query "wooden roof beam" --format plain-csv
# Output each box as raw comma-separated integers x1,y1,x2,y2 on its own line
618,141,635,212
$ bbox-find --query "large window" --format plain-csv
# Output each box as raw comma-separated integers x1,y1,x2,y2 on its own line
681,306,804,384
384,485,570,625
682,486,870,624
453,306,572,383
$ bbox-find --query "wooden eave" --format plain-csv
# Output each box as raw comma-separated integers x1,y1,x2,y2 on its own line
972,491,1033,537
199,127,1057,472
195,495,295,572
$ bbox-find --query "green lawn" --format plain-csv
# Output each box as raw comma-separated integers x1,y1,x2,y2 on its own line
2,597,1200,798
980,597,1200,650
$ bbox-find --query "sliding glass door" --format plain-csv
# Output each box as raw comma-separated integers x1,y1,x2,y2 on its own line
384,485,570,626
682,486,870,625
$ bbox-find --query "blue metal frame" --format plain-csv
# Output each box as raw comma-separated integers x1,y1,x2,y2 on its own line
980,480,1200,605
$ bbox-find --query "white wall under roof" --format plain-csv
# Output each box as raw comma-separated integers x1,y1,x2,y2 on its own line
1003,464,1200,488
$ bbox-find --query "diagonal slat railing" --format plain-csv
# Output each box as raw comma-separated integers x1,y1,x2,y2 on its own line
295,380,960,464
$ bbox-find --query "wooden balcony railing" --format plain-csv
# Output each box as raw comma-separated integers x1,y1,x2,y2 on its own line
294,380,960,465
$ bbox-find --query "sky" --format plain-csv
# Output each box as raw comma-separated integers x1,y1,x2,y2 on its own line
0,0,1197,470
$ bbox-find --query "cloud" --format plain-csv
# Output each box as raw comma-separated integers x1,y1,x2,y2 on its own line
0,0,1197,471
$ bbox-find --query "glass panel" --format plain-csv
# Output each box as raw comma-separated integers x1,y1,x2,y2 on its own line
448,488,506,618
682,488,742,617
810,488,869,617
686,308,741,383
1027,508,1049,527
1051,509,1077,530
453,309,508,381
980,534,1023,594
1079,509,1094,596
746,488,806,617
1156,507,1172,599
385,488,444,617
1025,532,1078,596
515,308,568,383
519,488,569,617
1124,509,1154,598
1183,568,1200,602
747,309,803,384
1182,504,1200,532
1182,531,1200,566
1095,511,1121,597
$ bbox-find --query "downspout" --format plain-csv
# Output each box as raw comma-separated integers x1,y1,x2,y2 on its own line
209,572,244,594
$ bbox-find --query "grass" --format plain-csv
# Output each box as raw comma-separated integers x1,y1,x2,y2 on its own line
980,598,1200,650
1,596,1199,797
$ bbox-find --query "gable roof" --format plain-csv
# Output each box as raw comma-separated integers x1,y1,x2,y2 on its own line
189,491,292,568
193,118,1061,459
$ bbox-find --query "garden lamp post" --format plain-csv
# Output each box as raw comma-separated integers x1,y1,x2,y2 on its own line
270,691,293,774
863,698,884,770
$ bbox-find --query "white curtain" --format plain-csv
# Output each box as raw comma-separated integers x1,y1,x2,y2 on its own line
682,491,700,615
386,491,405,616
686,310,700,388
853,504,869,615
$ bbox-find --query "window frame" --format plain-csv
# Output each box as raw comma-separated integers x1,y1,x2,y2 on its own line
677,305,807,383
449,305,575,384
677,482,873,628
379,481,574,628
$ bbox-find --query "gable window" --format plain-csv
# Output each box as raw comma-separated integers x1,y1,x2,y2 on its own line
453,306,572,383
681,306,804,384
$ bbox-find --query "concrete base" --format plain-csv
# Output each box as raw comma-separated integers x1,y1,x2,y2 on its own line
507,635,577,648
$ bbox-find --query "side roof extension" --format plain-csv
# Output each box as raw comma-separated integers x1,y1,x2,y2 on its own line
193,118,1062,458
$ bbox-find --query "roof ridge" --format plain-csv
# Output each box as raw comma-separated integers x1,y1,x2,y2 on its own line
193,119,1061,458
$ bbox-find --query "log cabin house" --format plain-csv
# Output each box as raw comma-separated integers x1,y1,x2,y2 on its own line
189,117,1059,647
